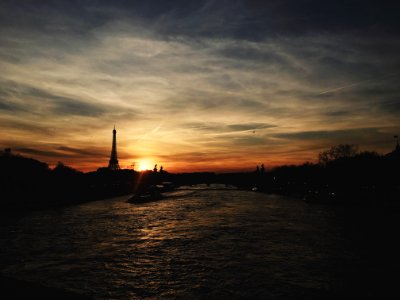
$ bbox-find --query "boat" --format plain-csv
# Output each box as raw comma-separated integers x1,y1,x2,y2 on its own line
128,185,163,203
160,181,175,192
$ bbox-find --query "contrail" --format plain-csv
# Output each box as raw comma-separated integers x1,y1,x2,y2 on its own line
151,123,162,134
318,72,400,95
318,79,373,95
134,122,164,143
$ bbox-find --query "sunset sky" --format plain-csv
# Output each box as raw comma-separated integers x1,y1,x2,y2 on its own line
1,0,399,172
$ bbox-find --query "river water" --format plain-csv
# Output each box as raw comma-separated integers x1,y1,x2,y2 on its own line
0,185,395,299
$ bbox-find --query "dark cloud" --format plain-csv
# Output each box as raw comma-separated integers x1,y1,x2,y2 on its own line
0,0,107,34
26,86,104,116
185,122,275,133
0,119,55,135
274,127,385,141
376,98,400,115
227,123,276,131
2,0,399,42
14,145,109,160
0,81,104,116
56,146,105,157
0,99,17,111
184,122,222,132
324,110,351,117
50,98,105,117
14,147,64,158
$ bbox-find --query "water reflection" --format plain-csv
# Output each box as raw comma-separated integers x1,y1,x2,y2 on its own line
0,187,354,298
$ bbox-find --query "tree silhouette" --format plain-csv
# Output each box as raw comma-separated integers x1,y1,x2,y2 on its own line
318,144,359,165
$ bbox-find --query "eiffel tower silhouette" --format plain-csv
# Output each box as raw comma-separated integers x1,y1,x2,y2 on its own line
108,125,120,170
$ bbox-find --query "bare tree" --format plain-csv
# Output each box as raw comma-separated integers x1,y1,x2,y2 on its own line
318,144,359,164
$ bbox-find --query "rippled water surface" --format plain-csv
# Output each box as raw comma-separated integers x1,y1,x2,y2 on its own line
0,186,360,298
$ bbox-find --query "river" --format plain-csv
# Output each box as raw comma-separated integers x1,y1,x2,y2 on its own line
0,185,397,299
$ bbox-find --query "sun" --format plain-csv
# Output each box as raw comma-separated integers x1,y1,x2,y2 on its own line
136,160,152,171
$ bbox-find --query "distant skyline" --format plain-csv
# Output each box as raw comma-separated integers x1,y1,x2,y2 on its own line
1,1,400,172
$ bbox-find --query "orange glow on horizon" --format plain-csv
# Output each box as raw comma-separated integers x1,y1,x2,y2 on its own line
136,160,153,171
8,138,396,174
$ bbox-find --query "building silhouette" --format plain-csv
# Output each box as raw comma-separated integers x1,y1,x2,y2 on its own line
386,135,400,159
108,125,120,170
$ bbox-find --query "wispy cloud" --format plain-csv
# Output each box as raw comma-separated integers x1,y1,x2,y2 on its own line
1,1,399,171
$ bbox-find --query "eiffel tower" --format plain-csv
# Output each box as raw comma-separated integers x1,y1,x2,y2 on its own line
108,125,120,170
